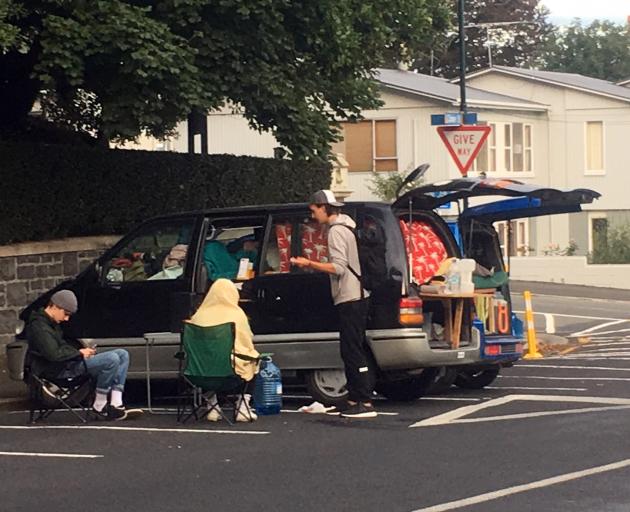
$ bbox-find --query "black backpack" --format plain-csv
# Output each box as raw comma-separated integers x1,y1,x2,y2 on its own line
333,224,387,293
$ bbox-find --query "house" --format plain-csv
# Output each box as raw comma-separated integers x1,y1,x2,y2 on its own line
464,66,630,259
121,67,628,269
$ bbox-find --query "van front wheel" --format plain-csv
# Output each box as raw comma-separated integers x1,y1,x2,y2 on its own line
375,368,440,402
305,369,348,405
454,367,500,389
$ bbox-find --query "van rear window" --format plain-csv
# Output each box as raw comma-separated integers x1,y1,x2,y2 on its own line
399,220,448,284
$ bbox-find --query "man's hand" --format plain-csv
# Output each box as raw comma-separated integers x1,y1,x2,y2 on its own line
80,348,96,358
290,256,311,268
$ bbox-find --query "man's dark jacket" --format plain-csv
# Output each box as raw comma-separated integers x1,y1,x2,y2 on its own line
26,309,81,377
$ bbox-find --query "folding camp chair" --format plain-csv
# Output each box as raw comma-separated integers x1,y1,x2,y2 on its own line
176,322,258,424
26,352,94,424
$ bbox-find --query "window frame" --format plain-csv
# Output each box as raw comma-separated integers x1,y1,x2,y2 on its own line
473,121,534,176
342,118,399,173
584,120,606,176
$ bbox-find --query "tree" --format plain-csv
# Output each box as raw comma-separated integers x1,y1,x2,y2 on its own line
0,0,450,159
540,20,630,82
367,170,424,202
411,0,553,78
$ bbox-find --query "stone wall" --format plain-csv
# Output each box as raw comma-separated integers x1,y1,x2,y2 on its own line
0,236,119,348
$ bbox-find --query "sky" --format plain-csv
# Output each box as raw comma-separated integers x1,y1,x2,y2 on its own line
540,0,629,25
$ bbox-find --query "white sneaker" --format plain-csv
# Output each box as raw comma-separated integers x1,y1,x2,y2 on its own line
236,408,257,422
206,406,223,422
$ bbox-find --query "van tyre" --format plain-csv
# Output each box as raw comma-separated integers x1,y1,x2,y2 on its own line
428,367,458,394
454,367,500,389
375,368,440,402
305,369,349,405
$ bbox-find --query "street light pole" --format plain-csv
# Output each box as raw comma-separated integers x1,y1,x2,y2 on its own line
457,0,467,115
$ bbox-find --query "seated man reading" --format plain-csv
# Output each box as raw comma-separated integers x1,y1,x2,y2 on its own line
26,290,132,421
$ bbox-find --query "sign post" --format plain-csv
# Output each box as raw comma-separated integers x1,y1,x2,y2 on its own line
437,125,491,176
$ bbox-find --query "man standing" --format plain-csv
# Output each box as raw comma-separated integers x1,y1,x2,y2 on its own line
291,190,376,418
26,290,130,420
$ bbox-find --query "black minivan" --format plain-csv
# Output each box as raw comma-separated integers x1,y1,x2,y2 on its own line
8,177,599,403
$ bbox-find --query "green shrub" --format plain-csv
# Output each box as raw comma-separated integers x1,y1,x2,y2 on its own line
0,142,330,244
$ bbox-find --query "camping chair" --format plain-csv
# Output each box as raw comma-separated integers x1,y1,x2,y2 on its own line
26,351,94,424
176,322,258,424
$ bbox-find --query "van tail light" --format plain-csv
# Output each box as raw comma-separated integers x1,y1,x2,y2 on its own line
399,297,423,326
484,345,501,356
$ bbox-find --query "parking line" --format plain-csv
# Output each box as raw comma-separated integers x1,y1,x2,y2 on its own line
486,386,587,391
0,425,269,435
0,451,103,459
514,364,630,372
411,458,630,512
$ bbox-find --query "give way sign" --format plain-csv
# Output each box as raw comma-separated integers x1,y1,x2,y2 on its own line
437,125,491,176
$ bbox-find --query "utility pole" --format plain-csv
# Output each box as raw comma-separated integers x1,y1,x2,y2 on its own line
457,0,467,115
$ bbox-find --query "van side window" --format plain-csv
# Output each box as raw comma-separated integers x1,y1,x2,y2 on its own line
399,219,448,284
103,220,194,283
261,221,293,274
202,220,264,281
299,219,329,264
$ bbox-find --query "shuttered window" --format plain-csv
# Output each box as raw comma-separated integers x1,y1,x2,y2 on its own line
586,121,604,172
341,120,398,172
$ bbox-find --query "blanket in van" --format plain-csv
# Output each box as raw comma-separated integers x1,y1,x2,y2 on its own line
399,220,448,284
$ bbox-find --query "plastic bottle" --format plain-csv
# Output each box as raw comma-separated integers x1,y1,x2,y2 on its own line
446,258,461,293
253,355,283,415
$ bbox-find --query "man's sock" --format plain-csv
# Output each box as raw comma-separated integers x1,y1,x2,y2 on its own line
93,392,108,412
110,389,123,408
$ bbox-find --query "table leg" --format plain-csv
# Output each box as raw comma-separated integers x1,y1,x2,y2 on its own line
145,340,152,413
452,299,464,349
442,300,453,347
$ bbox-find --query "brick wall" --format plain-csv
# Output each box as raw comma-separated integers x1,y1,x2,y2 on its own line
0,236,119,348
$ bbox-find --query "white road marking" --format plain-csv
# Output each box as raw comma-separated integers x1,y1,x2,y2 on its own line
543,313,555,334
420,397,482,402
513,310,627,322
571,320,627,337
411,458,630,512
0,425,269,435
515,364,630,372
450,405,630,425
486,386,587,391
410,394,630,428
502,376,630,382
0,451,103,459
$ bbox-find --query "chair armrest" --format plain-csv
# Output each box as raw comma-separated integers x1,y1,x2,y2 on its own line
233,352,259,363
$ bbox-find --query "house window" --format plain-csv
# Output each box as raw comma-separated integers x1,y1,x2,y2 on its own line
589,215,608,255
475,122,532,174
341,120,398,172
495,219,529,259
585,121,604,173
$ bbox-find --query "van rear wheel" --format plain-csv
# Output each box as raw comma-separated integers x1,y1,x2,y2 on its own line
375,368,440,402
454,367,500,389
305,369,348,405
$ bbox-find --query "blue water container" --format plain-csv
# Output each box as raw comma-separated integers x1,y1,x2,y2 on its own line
253,355,282,415
511,312,524,338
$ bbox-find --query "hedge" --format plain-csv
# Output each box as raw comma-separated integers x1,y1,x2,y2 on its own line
0,142,331,244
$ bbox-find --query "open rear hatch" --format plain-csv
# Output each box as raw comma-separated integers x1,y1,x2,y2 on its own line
393,177,600,216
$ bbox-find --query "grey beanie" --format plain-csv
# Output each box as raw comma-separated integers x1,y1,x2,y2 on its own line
50,290,78,314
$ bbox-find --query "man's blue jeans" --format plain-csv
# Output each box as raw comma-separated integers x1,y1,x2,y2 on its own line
84,349,129,395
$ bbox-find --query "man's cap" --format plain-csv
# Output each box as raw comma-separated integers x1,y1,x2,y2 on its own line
309,189,344,207
50,290,78,314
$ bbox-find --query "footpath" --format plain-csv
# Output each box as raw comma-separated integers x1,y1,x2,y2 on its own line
2,280,630,406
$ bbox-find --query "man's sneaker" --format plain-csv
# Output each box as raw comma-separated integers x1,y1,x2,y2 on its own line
325,403,350,416
112,405,143,418
340,403,377,419
92,405,127,421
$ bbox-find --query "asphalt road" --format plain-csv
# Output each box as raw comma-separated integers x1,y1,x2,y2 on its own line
2,289,630,512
